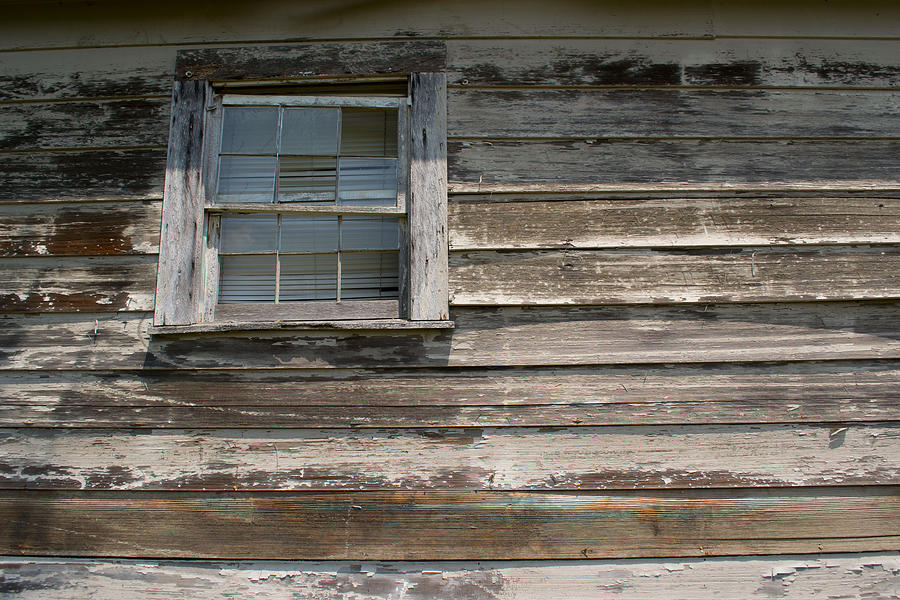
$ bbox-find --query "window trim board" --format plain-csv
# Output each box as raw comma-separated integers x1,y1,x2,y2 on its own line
153,73,448,329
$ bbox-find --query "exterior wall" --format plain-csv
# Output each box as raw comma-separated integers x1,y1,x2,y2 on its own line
0,1,898,596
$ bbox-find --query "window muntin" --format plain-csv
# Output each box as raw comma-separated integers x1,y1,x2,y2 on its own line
205,94,407,319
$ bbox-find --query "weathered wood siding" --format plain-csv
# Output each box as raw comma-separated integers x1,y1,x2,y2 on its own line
1,0,898,595
2,555,898,599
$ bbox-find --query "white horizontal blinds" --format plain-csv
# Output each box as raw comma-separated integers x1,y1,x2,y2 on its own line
279,215,339,301
339,109,398,205
217,213,399,303
218,214,278,303
279,108,339,203
217,107,278,203
341,216,400,299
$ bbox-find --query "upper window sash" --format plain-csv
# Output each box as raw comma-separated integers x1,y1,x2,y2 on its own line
204,93,408,212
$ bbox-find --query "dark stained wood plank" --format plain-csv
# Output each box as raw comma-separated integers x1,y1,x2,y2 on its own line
0,256,156,313
0,201,160,256
0,361,900,428
3,302,900,370
0,98,168,151
448,140,900,192
0,1,714,51
2,554,898,599
4,39,897,105
0,149,165,203
2,424,896,491
177,41,446,82
449,196,900,250
450,246,900,305
449,89,900,139
714,2,900,38
0,46,174,101
447,39,900,87
4,361,899,427
1,488,897,559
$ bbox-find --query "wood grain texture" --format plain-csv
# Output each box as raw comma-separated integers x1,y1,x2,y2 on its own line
0,256,156,313
9,88,895,153
2,424,897,491
0,98,168,151
448,140,900,191
3,361,900,427
0,149,165,204
0,46,174,101
153,80,207,326
449,196,900,250
177,41,446,81
0,0,714,51
408,73,449,321
1,554,897,599
3,38,898,105
1,487,898,559
450,246,900,305
447,38,900,88
449,89,900,139
3,302,900,371
0,201,160,256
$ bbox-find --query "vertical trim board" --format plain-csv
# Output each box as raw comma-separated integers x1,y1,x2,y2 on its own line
153,80,209,326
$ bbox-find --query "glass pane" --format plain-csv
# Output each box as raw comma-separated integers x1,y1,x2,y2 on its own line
219,214,277,254
278,156,336,203
341,108,398,157
340,251,399,299
281,107,339,155
337,157,397,205
219,255,275,303
216,156,276,203
280,254,338,301
341,216,399,250
281,215,339,253
220,106,278,154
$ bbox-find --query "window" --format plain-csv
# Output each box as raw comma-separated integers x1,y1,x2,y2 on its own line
153,74,449,331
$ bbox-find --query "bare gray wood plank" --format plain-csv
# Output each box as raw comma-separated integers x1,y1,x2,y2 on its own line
0,201,160,257
449,197,900,250
0,46,175,101
448,140,900,192
2,424,896,491
1,487,897,559
450,246,900,305
0,256,156,313
2,554,898,600
449,89,900,139
3,361,900,427
153,80,208,326
408,73,449,321
3,302,900,370
0,149,165,204
447,39,900,87
0,98,168,151
178,41,446,82
0,1,714,51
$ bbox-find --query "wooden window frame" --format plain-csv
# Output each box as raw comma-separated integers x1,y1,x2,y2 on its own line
152,73,450,333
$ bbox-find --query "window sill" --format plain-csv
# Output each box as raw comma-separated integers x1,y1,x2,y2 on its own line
149,319,455,336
